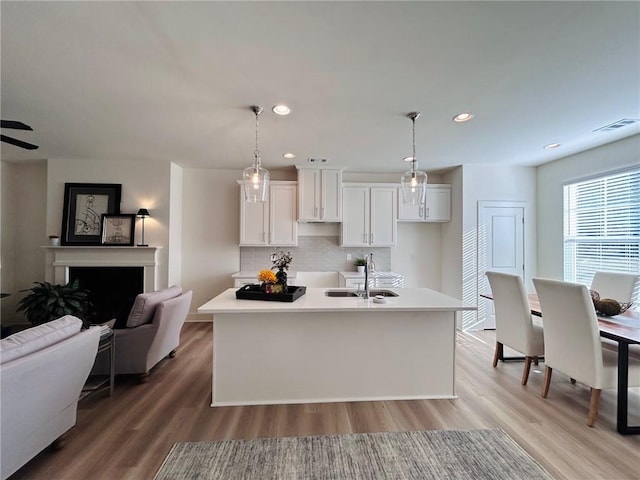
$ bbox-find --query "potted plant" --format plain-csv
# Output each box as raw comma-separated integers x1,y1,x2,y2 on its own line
354,257,367,274
16,279,92,327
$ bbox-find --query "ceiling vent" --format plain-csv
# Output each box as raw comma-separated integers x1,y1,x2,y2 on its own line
307,158,327,163
593,118,639,133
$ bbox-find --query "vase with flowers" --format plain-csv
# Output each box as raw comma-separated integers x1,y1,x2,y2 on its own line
271,250,293,292
258,269,277,293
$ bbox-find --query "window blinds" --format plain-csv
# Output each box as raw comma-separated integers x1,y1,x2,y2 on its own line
563,169,640,286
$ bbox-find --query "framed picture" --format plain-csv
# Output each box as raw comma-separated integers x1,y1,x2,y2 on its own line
100,214,136,246
61,183,122,245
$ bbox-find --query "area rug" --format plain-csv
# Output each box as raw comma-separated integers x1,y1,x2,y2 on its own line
154,429,554,479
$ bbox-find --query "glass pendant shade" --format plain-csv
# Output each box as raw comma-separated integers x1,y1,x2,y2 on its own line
400,111,428,205
243,105,269,203
243,164,269,203
400,167,427,206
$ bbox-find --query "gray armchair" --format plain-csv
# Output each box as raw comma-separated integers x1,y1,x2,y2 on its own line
93,287,192,383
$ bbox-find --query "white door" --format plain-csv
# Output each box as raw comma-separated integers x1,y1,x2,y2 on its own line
321,169,341,221
341,186,369,246
479,202,525,329
370,187,397,246
298,169,319,221
239,188,269,246
270,184,298,246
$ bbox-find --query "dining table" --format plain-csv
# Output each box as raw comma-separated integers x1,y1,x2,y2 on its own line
480,292,640,435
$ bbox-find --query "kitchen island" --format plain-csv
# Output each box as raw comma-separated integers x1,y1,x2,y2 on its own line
198,287,475,407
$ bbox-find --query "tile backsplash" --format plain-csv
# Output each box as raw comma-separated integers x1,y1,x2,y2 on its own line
240,236,390,272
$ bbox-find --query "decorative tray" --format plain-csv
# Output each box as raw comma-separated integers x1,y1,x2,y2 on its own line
235,284,306,303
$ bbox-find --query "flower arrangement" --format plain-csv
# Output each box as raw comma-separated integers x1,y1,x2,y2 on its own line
271,250,293,271
258,269,277,284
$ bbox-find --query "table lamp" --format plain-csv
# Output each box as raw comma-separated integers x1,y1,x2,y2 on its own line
137,208,150,247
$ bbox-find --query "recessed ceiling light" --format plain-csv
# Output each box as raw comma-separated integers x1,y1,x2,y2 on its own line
283,153,296,159
272,105,291,116
544,143,561,149
403,156,415,162
453,112,474,123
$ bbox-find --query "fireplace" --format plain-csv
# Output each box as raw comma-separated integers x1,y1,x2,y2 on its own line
45,246,160,320
69,266,143,324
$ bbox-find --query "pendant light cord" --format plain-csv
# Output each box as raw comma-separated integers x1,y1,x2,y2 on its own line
411,114,417,174
251,105,263,169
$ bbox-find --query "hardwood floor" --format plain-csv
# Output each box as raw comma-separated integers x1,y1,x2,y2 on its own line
11,322,640,479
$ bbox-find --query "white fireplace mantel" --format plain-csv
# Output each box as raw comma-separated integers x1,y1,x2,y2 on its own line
44,246,161,293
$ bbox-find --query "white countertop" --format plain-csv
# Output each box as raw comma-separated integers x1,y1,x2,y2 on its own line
198,287,476,314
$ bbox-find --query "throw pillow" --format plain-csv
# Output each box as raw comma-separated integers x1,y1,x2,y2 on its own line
113,294,137,329
126,285,182,328
0,315,82,364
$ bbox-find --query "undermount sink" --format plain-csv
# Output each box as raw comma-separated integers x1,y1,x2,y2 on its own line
324,290,359,297
324,289,398,298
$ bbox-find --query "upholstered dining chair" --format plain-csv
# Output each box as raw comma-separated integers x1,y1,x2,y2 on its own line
590,271,639,304
532,277,640,427
486,271,545,385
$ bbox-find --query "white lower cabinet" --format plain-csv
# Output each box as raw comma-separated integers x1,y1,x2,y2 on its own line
341,185,397,247
239,182,297,246
397,185,451,222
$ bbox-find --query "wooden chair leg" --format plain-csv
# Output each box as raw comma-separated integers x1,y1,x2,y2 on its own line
587,388,602,427
541,366,552,398
492,342,503,368
533,356,539,366
521,356,533,385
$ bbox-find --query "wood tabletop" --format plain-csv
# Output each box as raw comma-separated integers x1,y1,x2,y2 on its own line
480,292,640,344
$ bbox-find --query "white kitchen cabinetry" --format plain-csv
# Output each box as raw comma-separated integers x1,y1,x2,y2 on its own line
296,167,342,222
239,181,297,246
397,184,451,222
341,185,397,247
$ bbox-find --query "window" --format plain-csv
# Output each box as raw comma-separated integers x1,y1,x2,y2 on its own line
563,168,640,286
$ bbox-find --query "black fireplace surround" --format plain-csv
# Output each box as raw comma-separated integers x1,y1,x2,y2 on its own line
69,266,143,325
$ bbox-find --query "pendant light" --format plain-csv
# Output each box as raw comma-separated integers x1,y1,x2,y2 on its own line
243,105,269,203
400,111,428,206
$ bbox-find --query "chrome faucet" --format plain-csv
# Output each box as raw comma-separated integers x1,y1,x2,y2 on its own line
363,253,371,299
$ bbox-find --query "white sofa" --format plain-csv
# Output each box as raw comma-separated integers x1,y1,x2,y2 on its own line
0,316,100,480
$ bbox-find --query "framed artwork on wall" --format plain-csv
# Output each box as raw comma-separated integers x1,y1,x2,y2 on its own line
100,214,135,246
61,183,122,245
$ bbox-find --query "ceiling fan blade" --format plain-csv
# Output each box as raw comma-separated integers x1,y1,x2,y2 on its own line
0,120,33,131
1,134,39,150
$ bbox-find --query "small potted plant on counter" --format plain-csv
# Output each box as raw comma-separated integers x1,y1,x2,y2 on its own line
354,257,367,274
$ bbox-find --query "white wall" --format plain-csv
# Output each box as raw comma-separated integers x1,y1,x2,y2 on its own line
168,162,183,286
536,135,639,280
46,158,174,290
1,161,47,325
441,167,463,300
448,164,537,330
181,169,242,320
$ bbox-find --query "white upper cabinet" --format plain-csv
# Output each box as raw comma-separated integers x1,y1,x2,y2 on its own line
296,167,342,222
239,181,298,246
397,184,451,222
341,185,397,247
